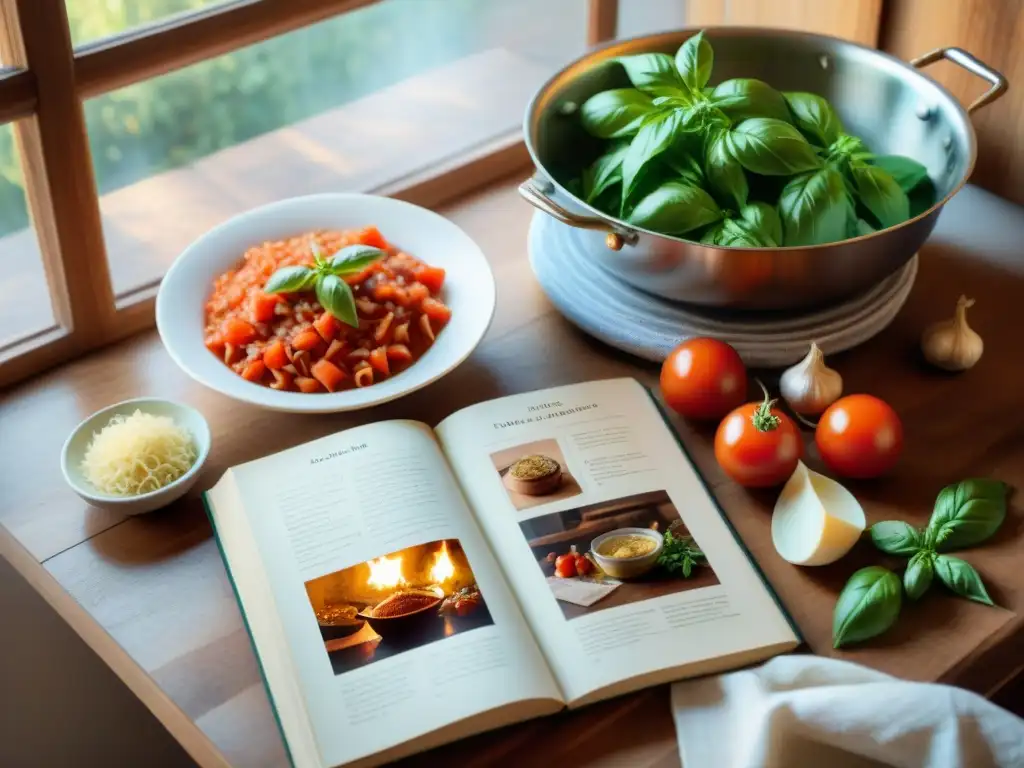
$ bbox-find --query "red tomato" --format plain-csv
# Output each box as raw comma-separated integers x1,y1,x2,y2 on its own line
816,395,903,478
554,553,577,578
661,337,748,420
715,387,803,487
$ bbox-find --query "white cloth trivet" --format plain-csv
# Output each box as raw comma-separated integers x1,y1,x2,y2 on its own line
671,655,1024,768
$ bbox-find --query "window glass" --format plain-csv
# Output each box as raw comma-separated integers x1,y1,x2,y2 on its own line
0,122,57,348
84,0,587,296
66,0,229,47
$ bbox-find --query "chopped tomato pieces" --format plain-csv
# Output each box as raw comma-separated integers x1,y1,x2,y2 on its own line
295,376,322,393
386,344,413,364
314,311,339,342
420,297,452,322
204,227,451,393
413,265,446,293
263,340,289,370
222,318,257,346
369,347,390,376
252,292,280,323
356,226,388,249
311,359,347,392
241,360,266,382
292,329,322,352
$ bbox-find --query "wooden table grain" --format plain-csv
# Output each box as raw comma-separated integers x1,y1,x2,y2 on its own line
2,174,1023,768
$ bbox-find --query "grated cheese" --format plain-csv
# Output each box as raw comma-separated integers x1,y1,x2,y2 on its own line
81,410,197,496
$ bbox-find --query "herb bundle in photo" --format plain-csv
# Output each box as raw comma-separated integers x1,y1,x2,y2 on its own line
574,30,935,247
832,479,1009,649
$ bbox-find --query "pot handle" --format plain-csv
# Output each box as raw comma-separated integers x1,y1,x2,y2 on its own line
911,47,1008,115
518,176,638,251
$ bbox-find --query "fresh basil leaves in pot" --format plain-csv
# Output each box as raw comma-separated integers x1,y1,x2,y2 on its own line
574,30,933,246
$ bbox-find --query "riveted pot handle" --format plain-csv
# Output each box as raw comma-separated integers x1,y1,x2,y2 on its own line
911,47,1008,115
518,176,638,251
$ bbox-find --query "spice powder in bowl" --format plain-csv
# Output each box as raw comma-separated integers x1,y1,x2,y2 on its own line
504,454,563,496
599,534,658,559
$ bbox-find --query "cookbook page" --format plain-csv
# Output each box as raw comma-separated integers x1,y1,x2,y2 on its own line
436,379,797,704
207,420,562,768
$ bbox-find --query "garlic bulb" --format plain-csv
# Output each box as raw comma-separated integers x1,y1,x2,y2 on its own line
780,342,843,416
921,295,983,371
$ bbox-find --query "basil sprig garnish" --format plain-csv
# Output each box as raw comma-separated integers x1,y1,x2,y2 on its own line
833,478,1008,648
575,30,935,246
263,242,385,328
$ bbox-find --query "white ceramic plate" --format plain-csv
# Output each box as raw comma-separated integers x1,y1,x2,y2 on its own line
157,194,496,413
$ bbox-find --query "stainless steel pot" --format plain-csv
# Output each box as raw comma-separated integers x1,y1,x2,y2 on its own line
521,28,1007,310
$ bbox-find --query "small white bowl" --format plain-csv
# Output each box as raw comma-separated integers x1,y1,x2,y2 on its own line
590,527,665,579
61,398,211,515
156,193,496,414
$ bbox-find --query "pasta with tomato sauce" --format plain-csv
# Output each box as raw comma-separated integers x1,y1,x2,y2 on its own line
203,226,451,393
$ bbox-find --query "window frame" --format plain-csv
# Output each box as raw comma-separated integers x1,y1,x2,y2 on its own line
0,0,616,388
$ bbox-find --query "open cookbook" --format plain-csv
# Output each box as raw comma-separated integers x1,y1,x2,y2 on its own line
205,378,800,768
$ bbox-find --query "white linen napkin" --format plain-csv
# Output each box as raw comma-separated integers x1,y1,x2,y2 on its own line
671,655,1024,768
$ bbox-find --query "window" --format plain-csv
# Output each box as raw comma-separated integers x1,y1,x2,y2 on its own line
85,0,587,298
0,0,707,386
0,122,53,349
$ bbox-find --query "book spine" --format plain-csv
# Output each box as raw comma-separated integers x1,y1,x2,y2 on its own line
644,387,806,646
202,491,299,768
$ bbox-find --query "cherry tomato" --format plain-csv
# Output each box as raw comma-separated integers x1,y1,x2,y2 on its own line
573,547,593,576
714,385,803,487
554,553,576,578
661,337,748,421
816,395,903,478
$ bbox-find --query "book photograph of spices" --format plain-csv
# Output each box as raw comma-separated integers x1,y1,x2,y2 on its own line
491,438,583,512
519,491,721,620
303,538,493,675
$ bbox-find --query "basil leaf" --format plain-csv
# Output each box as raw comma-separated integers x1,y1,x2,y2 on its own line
904,550,935,600
712,78,790,123
832,566,902,649
705,131,748,210
739,202,782,247
870,520,923,556
779,166,853,246
265,265,316,294
328,244,386,275
652,95,691,110
664,151,704,187
627,181,722,235
783,92,842,147
870,155,930,194
622,109,693,204
583,143,629,203
725,118,822,176
720,218,766,247
580,89,656,139
934,555,994,606
616,53,687,97
315,273,358,328
830,133,869,160
850,162,910,229
674,31,713,92
852,217,876,237
925,479,1008,552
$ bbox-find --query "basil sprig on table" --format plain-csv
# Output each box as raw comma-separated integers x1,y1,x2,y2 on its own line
833,479,1008,648
263,243,384,328
575,30,934,246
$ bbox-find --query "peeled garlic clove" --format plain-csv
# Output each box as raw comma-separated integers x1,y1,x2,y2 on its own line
921,295,983,371
779,342,843,416
771,461,866,566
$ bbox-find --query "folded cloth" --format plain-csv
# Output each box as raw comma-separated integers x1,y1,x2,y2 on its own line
671,655,1024,768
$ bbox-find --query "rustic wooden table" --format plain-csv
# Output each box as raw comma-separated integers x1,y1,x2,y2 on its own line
2,175,1022,768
